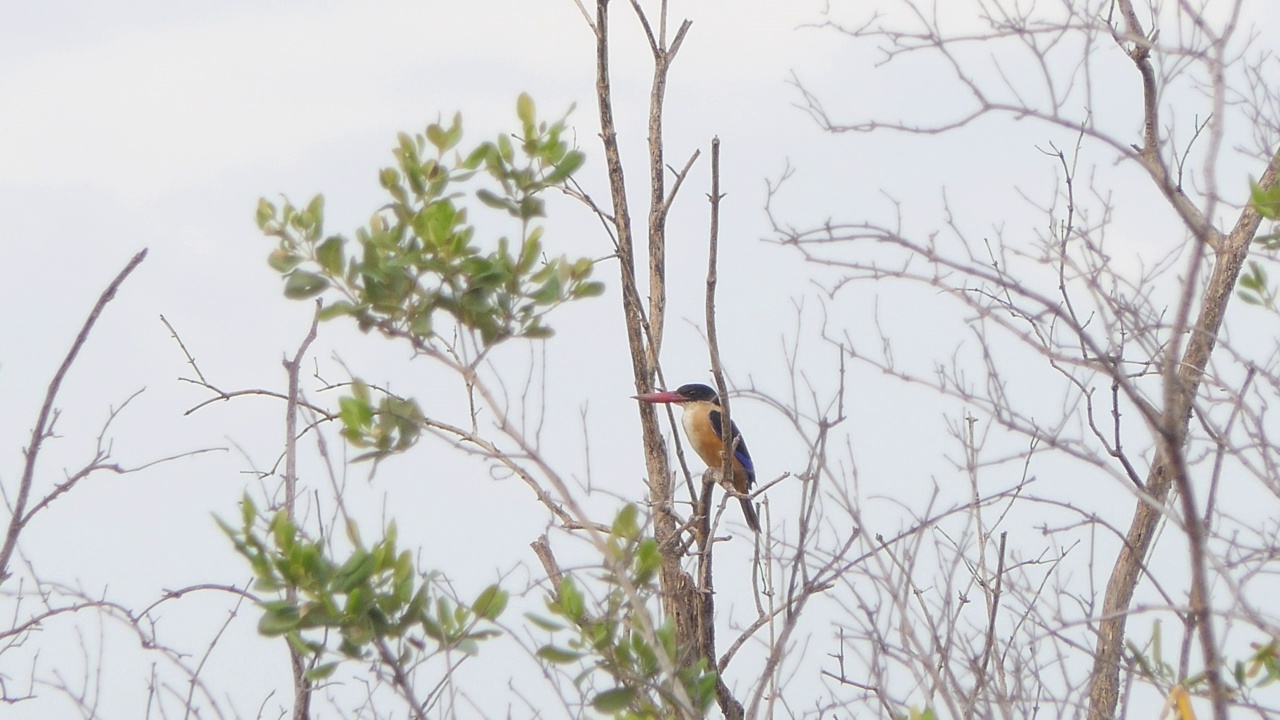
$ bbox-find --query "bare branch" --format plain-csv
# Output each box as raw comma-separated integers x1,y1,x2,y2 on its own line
1,249,147,584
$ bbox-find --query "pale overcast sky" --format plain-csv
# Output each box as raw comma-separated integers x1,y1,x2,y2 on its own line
2,1,1276,718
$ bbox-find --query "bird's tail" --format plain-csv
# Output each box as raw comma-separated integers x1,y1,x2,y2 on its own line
740,496,761,533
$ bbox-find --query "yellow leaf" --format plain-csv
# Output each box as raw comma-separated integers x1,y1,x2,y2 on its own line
1162,685,1196,720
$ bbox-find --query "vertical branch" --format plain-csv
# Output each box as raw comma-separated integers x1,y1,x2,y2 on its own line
702,136,746,720
628,0,691,366
592,0,701,692
965,531,1007,720
594,0,664,497
705,137,732,482
280,303,320,720
0,249,148,585
282,303,320,518
594,1,648,391
593,0,673,542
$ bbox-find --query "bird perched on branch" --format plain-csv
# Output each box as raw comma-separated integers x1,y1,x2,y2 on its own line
633,383,760,533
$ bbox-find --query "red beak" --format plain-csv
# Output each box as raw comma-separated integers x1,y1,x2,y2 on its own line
633,390,684,404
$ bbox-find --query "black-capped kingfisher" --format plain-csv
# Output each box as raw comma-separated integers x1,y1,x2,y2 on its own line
634,383,760,533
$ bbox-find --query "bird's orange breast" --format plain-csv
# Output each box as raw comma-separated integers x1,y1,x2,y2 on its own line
681,403,750,493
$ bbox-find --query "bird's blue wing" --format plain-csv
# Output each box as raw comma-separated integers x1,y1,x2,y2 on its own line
709,409,756,486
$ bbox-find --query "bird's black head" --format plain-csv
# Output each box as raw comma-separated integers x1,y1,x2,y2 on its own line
674,383,719,403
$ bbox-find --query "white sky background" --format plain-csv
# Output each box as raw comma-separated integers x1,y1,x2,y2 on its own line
2,0,1278,718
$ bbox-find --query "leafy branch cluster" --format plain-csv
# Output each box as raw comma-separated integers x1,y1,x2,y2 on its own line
336,379,426,463
220,494,508,683
226,93,635,717
257,93,602,347
533,506,717,719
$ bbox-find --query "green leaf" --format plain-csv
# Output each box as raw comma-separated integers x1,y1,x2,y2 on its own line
462,143,491,170
338,637,363,658
253,575,283,593
421,612,444,642
339,394,374,432
318,300,359,321
570,256,593,279
574,280,606,298
426,123,448,152
532,274,562,305
690,669,718,711
635,538,660,584
592,687,637,713
256,198,278,230
393,552,412,591
516,92,536,129
464,629,501,644
546,150,585,184
344,585,370,619
406,586,429,622
396,132,416,160
476,188,509,210
268,249,303,273
471,266,510,290
414,200,457,247
472,584,508,620
514,232,541,277
1251,179,1280,219
283,270,329,299
271,511,296,552
305,662,339,681
240,493,257,529
558,577,583,622
445,113,463,148
316,236,345,275
304,195,325,236
258,604,301,635
336,550,377,593
524,613,564,632
1249,260,1267,286
409,306,434,337
536,646,583,664
517,195,546,219
476,188,515,215
612,504,640,540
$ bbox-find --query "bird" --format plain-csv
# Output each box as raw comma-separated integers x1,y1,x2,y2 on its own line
633,383,760,533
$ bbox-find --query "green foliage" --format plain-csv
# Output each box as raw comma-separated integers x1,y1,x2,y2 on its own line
1238,261,1275,308
530,506,717,718
1239,638,1280,689
337,380,425,465
218,494,506,672
1252,183,1280,215
257,93,603,347
1127,621,1279,705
